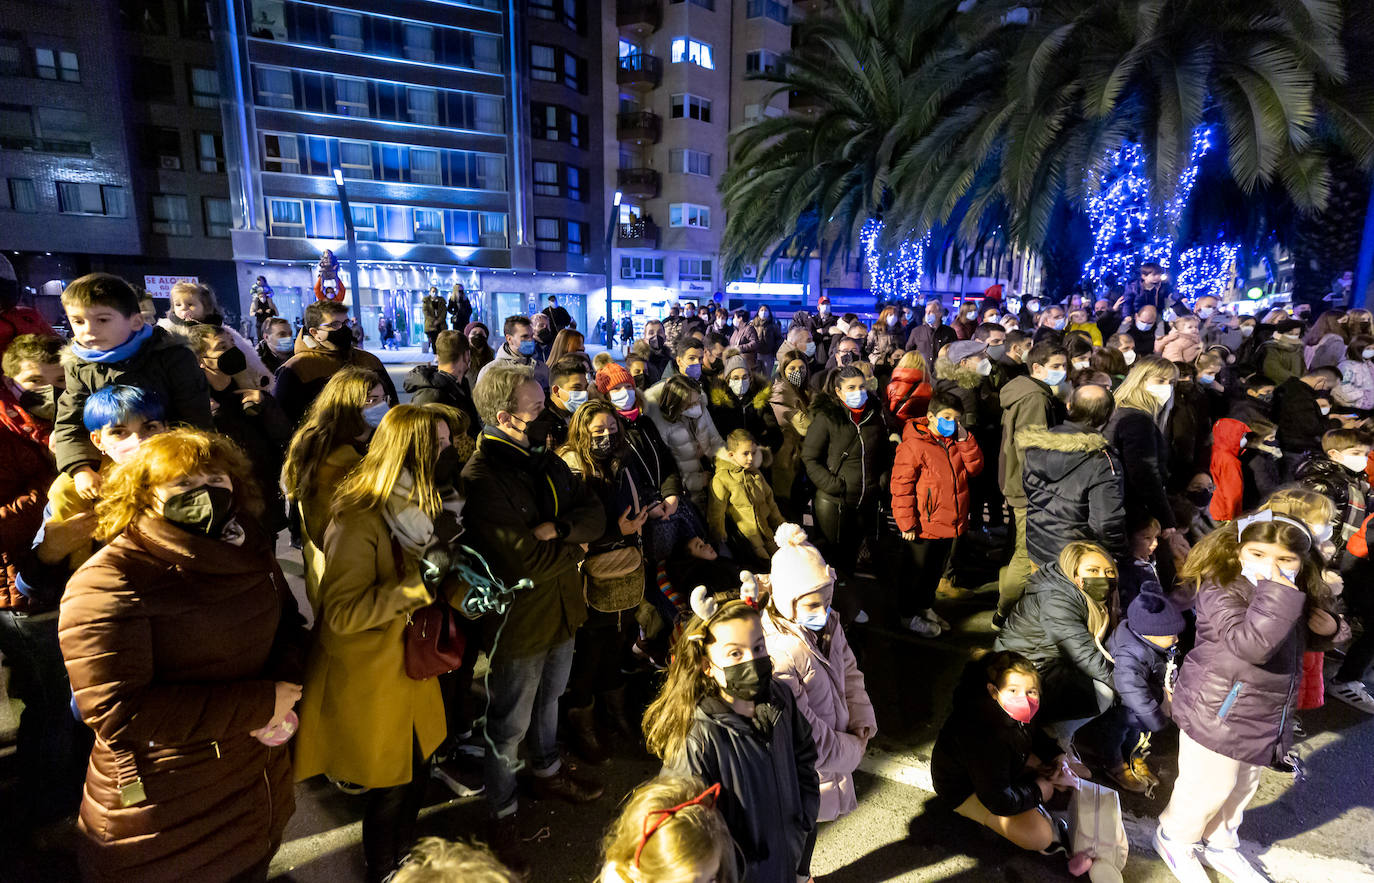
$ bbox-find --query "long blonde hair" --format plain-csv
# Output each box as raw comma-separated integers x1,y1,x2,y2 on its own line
1057,541,1114,655
895,349,928,374
1113,354,1179,417
96,429,262,541
598,776,738,883
332,405,444,518
282,366,380,503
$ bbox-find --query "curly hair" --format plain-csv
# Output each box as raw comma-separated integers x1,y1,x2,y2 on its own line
96,429,262,541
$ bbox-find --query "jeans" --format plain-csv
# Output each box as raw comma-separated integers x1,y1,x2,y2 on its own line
997,507,1032,616
483,637,576,816
0,608,92,826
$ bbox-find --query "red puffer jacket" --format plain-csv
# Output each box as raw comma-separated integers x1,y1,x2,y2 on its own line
885,366,933,427
1,423,55,611
1209,417,1250,521
890,417,983,539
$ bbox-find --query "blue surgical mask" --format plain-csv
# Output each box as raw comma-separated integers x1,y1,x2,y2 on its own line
564,389,589,411
362,401,390,428
804,341,816,358
1043,367,1067,386
798,606,830,631
684,363,702,380
518,339,538,356
926,314,942,327
1051,317,1067,330
272,337,294,353
935,416,957,437
610,387,635,410
843,388,867,408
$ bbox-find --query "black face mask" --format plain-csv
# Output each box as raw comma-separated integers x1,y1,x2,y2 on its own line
324,327,353,350
837,352,855,366
1079,576,1117,604
215,345,247,375
471,335,488,349
162,485,235,536
1186,488,1213,508
18,385,56,422
717,656,772,702
434,445,462,490
591,434,619,458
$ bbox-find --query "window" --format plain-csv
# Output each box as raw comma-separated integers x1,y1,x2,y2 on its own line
190,67,218,108
679,258,713,281
34,48,79,82
335,77,369,116
196,132,224,173
8,179,37,212
330,11,364,52
669,38,713,69
474,35,502,73
479,212,507,248
147,126,182,170
406,88,438,125
566,165,584,201
563,51,583,91
150,194,190,234
743,102,784,123
351,204,377,238
530,0,581,29
409,148,441,185
0,105,33,139
669,203,710,228
670,93,711,122
621,256,664,280
670,148,711,176
745,50,780,74
567,221,584,254
100,186,127,217
263,133,299,173
531,45,557,82
534,161,559,196
268,198,305,236
473,95,503,132
414,208,443,243
535,217,561,252
0,43,22,77
531,104,584,147
36,107,88,141
403,24,435,63
255,67,293,108
204,197,231,237
746,0,790,23
338,140,373,179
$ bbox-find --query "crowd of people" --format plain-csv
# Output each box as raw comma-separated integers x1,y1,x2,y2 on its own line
0,253,1371,883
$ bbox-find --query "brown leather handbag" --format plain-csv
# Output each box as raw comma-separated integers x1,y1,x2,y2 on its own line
392,535,467,680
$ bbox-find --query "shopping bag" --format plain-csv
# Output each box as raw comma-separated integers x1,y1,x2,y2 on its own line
1068,779,1129,883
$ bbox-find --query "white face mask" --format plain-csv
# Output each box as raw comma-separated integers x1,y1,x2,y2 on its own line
1320,405,1331,416
1146,382,1173,404
610,387,635,410
1363,348,1374,360
976,359,992,376
1240,325,1255,338
1197,307,1215,319
1309,521,1334,544
1122,349,1137,365
1238,436,1247,449
1241,560,1298,586
1339,452,1368,473
1072,358,1090,370
729,377,750,396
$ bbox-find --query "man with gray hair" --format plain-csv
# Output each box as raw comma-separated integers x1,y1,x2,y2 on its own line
461,364,606,874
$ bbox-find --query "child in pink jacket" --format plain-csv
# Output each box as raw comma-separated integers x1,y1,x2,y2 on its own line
760,523,877,823
1155,314,1203,363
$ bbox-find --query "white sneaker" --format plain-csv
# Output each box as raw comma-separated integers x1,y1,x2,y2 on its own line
1200,844,1271,883
1153,827,1210,883
1328,679,1374,714
923,608,951,630
904,615,942,637
853,609,870,625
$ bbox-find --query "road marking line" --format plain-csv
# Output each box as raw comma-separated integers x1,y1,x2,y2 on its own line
857,747,1374,883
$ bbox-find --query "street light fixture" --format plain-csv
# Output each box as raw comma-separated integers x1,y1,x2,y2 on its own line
604,190,622,349
332,168,365,332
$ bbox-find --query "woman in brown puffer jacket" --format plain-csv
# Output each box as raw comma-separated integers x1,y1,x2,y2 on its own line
58,429,309,883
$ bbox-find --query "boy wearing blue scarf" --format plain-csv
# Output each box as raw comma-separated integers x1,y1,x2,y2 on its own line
54,273,211,498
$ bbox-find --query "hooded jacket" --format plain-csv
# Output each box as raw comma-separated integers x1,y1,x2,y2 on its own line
1261,337,1305,386
1336,357,1374,410
273,332,396,426
643,380,726,507
666,684,820,883
729,321,761,364
994,561,1113,722
1273,377,1326,457
801,394,892,507
1,425,53,611
1295,453,1368,544
158,318,271,391
707,374,782,452
56,326,213,474
997,375,1065,508
889,417,983,539
1107,621,1175,733
403,364,480,437
761,609,875,823
934,363,999,433
1170,577,1313,766
1019,422,1125,566
931,658,1064,817
708,449,785,560
885,365,933,427
1105,405,1174,530
1209,417,1251,521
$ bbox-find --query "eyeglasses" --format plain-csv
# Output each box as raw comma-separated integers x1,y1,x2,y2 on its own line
635,782,721,868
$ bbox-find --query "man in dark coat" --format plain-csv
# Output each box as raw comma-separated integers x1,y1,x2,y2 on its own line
541,295,574,333
403,330,479,437
905,301,958,368
274,301,397,426
1019,384,1126,567
462,364,606,872
1274,367,1338,472
421,286,448,353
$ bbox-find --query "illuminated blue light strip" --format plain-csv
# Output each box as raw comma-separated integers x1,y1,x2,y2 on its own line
285,0,503,34
250,106,506,139
246,37,506,76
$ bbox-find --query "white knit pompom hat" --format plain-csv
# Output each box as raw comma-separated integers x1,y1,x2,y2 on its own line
768,523,835,617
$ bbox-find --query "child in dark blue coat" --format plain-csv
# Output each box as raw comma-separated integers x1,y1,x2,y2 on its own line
1105,592,1184,792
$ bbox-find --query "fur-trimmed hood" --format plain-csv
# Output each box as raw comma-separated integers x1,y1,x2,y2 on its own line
708,374,774,411
935,359,983,390
1016,423,1110,454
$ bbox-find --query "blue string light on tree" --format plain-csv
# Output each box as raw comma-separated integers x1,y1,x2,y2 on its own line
1176,241,1240,303
861,218,929,303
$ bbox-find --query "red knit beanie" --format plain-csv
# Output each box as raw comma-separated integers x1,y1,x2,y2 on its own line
596,361,633,394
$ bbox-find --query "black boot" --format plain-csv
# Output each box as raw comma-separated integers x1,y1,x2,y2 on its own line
565,703,609,766
600,686,637,743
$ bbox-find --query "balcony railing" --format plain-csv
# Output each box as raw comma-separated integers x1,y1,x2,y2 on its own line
616,110,662,144
618,218,659,249
616,53,663,90
616,167,661,198
616,0,662,32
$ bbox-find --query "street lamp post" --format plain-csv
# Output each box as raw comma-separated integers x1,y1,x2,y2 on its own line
333,169,365,333
604,190,622,349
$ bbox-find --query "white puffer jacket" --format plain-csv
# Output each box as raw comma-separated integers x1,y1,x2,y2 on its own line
1336,357,1374,410
643,379,724,507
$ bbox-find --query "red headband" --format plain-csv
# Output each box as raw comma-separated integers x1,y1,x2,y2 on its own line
634,782,722,868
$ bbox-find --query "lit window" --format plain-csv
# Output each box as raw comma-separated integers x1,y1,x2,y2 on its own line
330,11,363,52
414,208,443,243
531,45,557,82
56,181,102,214
473,36,502,73
255,67,293,108
350,204,377,238
566,165,584,201
403,24,434,63
409,148,441,185
679,258,713,281
151,194,191,235
535,217,561,252
567,221,585,254
100,186,127,217
263,133,299,173
563,52,582,91
479,213,507,248
669,203,710,228
671,148,711,176
34,48,56,79
9,179,37,212
338,140,373,179
190,67,218,108
534,161,560,196
670,38,713,69
268,198,305,236
334,77,369,116
407,88,439,125
196,132,224,173
204,197,231,237
670,93,711,122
